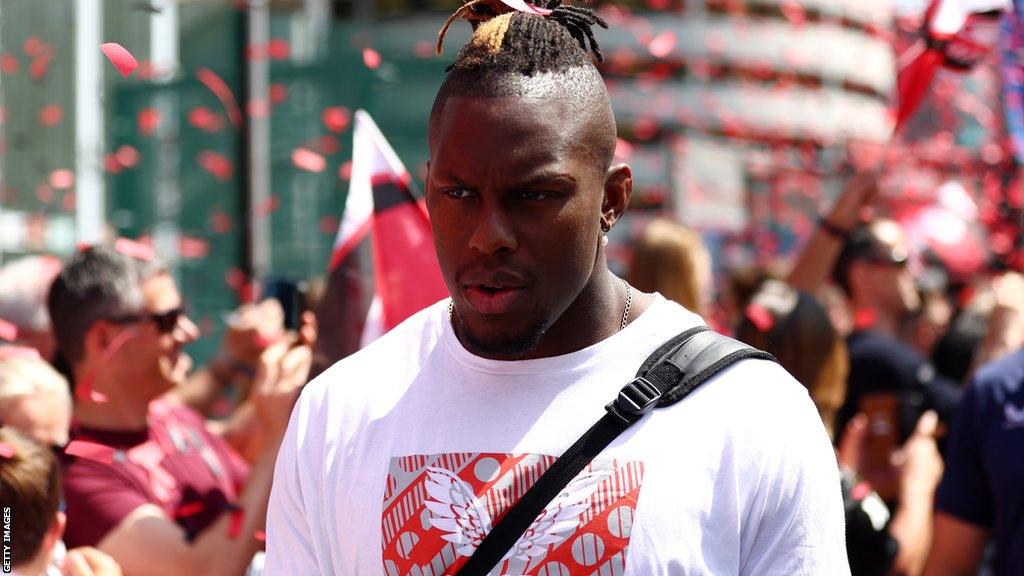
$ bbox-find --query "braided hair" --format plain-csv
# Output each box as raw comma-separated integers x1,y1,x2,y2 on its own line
430,0,617,169
437,0,608,75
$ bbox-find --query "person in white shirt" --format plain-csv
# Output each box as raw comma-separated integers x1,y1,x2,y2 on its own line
266,1,850,574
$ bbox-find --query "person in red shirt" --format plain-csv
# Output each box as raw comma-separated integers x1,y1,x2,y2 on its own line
48,245,311,576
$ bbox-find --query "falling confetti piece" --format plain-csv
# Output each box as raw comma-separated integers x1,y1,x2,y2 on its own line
319,215,339,235
745,304,774,332
614,138,634,161
115,237,156,261
198,151,234,182
197,67,243,128
0,443,14,459
362,48,381,70
247,99,270,119
28,55,51,81
317,135,341,155
292,148,326,173
322,106,351,133
253,530,266,542
179,236,210,259
267,38,290,60
779,1,807,26
115,145,140,168
269,83,288,105
498,0,552,15
39,104,63,127
0,318,17,341
64,441,115,464
210,211,233,234
137,108,161,137
648,31,677,58
0,54,19,74
100,43,139,78
338,161,353,180
49,169,74,190
23,37,44,57
188,107,223,133
35,184,54,204
253,195,280,218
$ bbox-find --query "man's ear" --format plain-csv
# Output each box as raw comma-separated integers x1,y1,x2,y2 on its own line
602,163,632,230
82,320,115,360
41,511,65,556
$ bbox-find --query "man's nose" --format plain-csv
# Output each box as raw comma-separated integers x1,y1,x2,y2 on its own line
469,203,517,256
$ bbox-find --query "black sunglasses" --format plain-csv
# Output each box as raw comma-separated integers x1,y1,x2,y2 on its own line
108,307,186,334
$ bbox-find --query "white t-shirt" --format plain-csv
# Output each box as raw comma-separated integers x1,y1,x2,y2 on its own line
266,295,849,575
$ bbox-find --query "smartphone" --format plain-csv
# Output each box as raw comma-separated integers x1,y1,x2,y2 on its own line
263,277,303,330
859,392,901,502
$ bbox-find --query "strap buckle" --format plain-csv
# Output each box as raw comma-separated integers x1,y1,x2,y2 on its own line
605,377,661,425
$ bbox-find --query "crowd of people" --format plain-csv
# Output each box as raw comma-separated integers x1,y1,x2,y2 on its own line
3,2,1024,575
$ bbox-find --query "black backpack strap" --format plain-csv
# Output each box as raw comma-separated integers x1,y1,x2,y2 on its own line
456,327,776,576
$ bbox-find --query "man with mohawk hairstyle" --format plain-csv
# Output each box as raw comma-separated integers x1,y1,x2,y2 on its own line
266,2,849,574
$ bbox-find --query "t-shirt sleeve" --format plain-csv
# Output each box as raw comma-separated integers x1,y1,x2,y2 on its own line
265,393,322,574
740,367,851,576
61,460,153,549
934,378,993,527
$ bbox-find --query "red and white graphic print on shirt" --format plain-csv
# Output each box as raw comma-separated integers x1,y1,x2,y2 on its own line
381,452,645,576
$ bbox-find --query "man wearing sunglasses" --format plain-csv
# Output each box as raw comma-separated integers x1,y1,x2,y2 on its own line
832,220,962,467
47,245,311,576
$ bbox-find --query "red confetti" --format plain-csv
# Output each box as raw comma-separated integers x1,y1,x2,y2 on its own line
64,441,115,464
498,0,552,15
779,1,806,26
228,507,245,539
253,530,266,542
247,98,270,119
745,304,775,332
179,236,210,260
338,161,353,180
175,501,205,518
253,195,280,218
267,39,290,60
137,108,161,137
210,211,233,234
322,107,351,133
413,41,434,58
614,138,634,161
362,48,381,70
39,104,63,127
851,481,872,501
0,54,19,74
198,151,234,182
23,37,44,57
105,154,124,174
115,237,156,261
49,169,74,190
188,107,223,133
100,43,139,78
61,191,75,212
197,67,243,128
269,83,288,105
317,135,341,155
115,145,140,168
648,31,677,58
0,318,17,341
292,148,326,173
35,184,54,204
0,442,14,459
28,55,51,81
319,215,339,235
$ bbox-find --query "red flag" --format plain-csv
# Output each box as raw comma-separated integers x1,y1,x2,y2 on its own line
313,111,447,375
896,0,1009,130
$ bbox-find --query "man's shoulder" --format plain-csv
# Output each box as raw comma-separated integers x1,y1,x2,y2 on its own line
972,348,1024,396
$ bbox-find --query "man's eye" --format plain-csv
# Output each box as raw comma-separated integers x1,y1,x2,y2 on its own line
519,190,550,201
445,188,473,199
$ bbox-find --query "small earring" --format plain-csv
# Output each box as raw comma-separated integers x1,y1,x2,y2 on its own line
601,235,609,247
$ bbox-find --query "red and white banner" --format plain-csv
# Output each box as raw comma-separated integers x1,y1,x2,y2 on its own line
895,0,1010,129
313,111,448,374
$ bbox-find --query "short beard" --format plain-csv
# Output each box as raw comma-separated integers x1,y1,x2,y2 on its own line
452,308,549,360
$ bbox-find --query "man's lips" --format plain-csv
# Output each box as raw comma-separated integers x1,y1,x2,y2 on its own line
461,285,527,315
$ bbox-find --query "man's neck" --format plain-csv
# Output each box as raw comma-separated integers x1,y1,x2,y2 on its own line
72,371,151,431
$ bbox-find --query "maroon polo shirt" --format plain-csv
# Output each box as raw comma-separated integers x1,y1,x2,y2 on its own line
60,399,250,548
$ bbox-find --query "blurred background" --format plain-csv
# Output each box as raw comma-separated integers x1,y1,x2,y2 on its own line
0,0,1020,362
